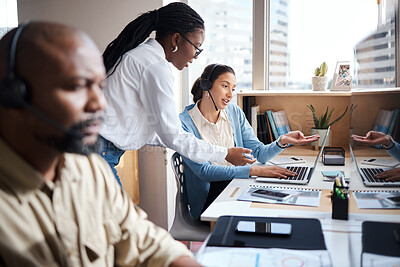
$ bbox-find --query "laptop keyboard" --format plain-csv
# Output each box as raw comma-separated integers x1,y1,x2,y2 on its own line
360,167,389,183
286,166,308,180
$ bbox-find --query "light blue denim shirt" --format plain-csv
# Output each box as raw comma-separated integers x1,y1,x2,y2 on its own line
179,103,284,219
387,141,400,161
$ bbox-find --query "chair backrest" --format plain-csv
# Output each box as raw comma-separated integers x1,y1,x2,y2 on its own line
171,152,187,205
169,152,210,241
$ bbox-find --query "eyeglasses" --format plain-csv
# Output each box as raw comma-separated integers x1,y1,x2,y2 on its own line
180,34,203,58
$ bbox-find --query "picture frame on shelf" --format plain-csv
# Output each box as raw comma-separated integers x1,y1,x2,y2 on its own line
331,61,352,91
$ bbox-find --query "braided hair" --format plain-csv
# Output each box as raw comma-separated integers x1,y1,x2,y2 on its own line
192,64,235,103
103,2,204,75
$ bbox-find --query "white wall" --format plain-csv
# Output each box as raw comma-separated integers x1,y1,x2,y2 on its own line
18,0,177,230
18,0,162,52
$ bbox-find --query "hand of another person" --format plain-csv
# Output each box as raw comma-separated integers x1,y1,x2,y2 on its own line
375,168,400,182
226,147,257,166
169,256,202,267
250,165,296,178
351,131,391,146
280,131,320,145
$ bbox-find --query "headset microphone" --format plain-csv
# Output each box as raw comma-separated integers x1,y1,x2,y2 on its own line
0,22,82,139
199,64,219,112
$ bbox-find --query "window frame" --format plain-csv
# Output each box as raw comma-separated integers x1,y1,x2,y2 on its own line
253,0,400,91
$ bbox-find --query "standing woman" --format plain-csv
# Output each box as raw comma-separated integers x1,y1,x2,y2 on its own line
99,2,254,185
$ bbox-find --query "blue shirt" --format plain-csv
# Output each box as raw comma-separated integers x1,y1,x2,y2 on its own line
387,141,400,161
179,103,284,219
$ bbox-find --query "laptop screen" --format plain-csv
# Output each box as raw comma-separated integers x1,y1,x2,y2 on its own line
312,126,331,169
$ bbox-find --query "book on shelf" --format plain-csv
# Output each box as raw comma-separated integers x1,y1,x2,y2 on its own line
257,113,272,144
266,110,279,140
393,114,400,142
372,109,394,148
243,96,255,126
372,109,394,134
265,113,275,142
272,110,291,136
387,108,399,136
250,105,260,135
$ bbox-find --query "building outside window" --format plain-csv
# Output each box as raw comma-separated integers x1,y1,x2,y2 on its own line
0,0,18,38
269,0,397,90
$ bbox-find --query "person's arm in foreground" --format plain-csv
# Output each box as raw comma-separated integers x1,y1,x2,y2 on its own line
169,256,202,267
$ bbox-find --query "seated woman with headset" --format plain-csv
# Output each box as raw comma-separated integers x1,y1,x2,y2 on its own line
179,64,320,219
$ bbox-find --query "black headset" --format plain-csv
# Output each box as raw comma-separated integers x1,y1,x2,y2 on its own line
0,22,31,109
199,63,219,111
0,22,81,137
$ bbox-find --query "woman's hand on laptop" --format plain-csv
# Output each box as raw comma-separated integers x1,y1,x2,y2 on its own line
375,168,400,182
250,166,296,178
280,131,320,146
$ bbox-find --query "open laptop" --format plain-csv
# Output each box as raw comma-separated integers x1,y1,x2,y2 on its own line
349,142,400,187
255,126,331,185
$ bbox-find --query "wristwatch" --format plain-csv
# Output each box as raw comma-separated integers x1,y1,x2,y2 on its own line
276,136,289,149
382,135,395,150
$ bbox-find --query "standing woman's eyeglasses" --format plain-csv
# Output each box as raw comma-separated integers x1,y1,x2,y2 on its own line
180,34,203,58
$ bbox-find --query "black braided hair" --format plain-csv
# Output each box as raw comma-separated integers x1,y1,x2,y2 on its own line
192,64,235,103
103,2,204,75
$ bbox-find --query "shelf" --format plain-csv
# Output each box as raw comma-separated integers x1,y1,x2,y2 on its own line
237,88,400,97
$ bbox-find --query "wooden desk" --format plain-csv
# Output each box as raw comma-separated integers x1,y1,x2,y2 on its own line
200,148,400,267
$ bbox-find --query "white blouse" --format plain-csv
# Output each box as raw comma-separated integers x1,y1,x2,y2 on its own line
100,38,227,163
188,101,234,166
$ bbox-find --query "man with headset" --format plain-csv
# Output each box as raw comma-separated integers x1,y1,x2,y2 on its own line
0,21,200,266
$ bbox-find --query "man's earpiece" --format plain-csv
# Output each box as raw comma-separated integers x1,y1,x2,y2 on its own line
0,22,31,108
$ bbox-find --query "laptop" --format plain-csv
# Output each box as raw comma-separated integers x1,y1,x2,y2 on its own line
255,126,331,185
349,142,400,187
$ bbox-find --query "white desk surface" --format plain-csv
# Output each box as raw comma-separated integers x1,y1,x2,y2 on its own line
200,149,400,267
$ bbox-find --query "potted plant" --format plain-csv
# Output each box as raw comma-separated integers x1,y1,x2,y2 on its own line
307,104,349,146
312,62,328,91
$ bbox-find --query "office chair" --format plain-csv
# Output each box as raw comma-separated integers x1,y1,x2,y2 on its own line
169,152,210,246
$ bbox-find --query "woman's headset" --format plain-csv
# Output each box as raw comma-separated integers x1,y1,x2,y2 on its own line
199,64,219,111
0,22,31,109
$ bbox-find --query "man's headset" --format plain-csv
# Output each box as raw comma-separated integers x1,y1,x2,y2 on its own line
199,63,219,111
0,22,81,137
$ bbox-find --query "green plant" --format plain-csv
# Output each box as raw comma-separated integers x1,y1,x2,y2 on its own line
307,104,348,129
314,62,328,77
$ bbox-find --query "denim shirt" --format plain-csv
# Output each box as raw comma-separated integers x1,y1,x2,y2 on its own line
179,103,284,219
387,141,400,161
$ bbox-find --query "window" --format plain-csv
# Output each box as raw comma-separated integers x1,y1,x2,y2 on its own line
0,0,18,38
184,0,253,104
268,0,398,90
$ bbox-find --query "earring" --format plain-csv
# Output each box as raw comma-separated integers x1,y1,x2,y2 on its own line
172,46,178,53
205,91,209,98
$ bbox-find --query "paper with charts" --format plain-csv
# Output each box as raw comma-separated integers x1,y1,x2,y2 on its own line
352,191,400,209
196,247,332,267
238,185,321,207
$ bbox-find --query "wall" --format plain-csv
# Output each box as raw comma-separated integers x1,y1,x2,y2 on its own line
18,0,176,230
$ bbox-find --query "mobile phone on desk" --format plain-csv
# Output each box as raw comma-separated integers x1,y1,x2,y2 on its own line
250,189,291,201
235,221,292,236
384,196,400,206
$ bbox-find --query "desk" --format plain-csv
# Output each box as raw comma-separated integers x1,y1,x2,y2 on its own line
200,146,400,267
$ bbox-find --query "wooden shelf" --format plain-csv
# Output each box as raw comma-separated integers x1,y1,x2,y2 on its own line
237,88,400,147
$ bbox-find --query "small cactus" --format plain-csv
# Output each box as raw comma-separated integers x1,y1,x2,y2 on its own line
314,62,328,77
319,62,327,76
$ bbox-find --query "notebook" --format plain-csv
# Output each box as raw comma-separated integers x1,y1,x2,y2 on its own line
256,126,330,185
349,143,400,187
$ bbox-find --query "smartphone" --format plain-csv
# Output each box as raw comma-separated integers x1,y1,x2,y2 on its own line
235,221,292,235
250,189,291,201
384,196,400,205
